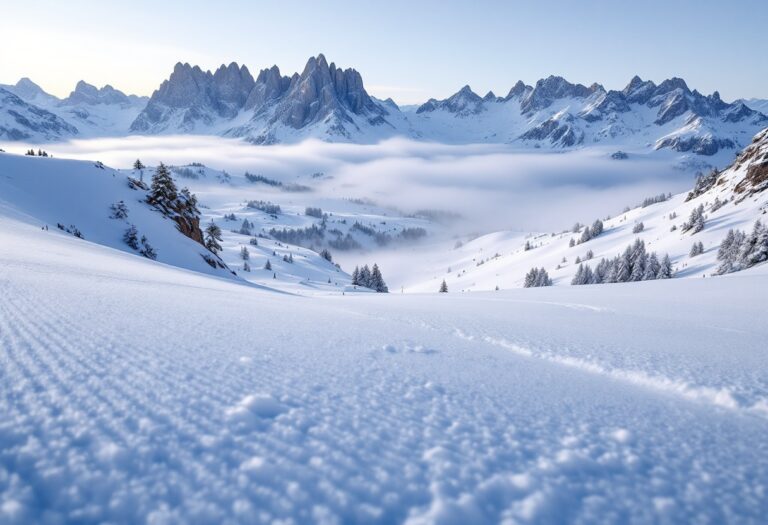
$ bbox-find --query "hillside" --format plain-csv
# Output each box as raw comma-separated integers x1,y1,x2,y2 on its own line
392,128,768,292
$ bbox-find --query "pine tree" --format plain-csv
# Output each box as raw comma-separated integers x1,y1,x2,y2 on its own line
359,265,372,288
439,279,448,293
591,219,604,237
204,221,222,254
133,159,145,182
571,263,585,285
110,200,129,220
243,261,251,272
657,254,673,279
148,163,178,209
123,225,139,250
371,264,388,293
240,246,250,260
139,236,157,260
615,246,632,282
264,259,272,271
643,253,660,280
351,266,360,286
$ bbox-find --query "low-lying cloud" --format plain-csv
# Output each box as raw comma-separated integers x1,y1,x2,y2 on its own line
8,135,699,233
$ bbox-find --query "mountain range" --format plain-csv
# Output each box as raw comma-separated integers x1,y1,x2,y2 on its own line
2,54,766,156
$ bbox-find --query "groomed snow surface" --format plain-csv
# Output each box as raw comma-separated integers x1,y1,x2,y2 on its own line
2,216,767,524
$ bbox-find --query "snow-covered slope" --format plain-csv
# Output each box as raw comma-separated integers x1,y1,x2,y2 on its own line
741,98,768,115
393,127,768,292
0,152,233,279
0,78,147,139
0,87,78,141
2,203,768,523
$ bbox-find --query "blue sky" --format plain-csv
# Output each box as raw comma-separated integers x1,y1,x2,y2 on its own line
2,0,766,103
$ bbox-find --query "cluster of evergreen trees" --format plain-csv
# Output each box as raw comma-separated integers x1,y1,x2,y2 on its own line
123,225,156,260
716,220,768,274
682,204,706,234
578,219,604,244
305,207,324,218
25,149,49,157
245,172,281,186
351,264,388,292
238,218,253,235
246,200,281,215
689,241,705,257
147,163,201,226
640,193,671,208
523,268,552,287
571,239,672,285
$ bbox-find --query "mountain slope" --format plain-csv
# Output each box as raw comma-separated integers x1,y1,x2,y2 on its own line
0,152,233,279
0,87,78,141
397,127,768,292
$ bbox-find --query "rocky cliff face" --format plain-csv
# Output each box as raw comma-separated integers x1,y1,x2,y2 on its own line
130,62,255,132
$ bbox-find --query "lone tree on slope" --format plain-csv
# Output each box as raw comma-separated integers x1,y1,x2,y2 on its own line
204,221,223,254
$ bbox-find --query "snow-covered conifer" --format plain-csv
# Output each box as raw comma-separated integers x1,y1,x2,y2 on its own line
204,222,222,254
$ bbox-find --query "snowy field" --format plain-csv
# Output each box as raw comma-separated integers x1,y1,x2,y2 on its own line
2,216,767,524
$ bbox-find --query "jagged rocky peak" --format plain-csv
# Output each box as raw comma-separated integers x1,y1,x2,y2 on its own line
269,53,384,129
521,76,599,114
12,77,50,100
61,80,135,106
152,62,213,108
504,80,532,101
212,62,255,108
655,77,690,95
622,75,657,104
245,65,291,111
416,85,484,115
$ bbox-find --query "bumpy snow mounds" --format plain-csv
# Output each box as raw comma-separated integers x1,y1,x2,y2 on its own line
1,218,767,524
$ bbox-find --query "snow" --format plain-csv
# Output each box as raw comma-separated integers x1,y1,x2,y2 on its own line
2,204,768,523
1,127,768,522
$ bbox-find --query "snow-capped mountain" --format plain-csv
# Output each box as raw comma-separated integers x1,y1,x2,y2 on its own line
0,78,148,138
132,54,406,144
1,55,766,156
411,76,767,155
0,87,79,141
